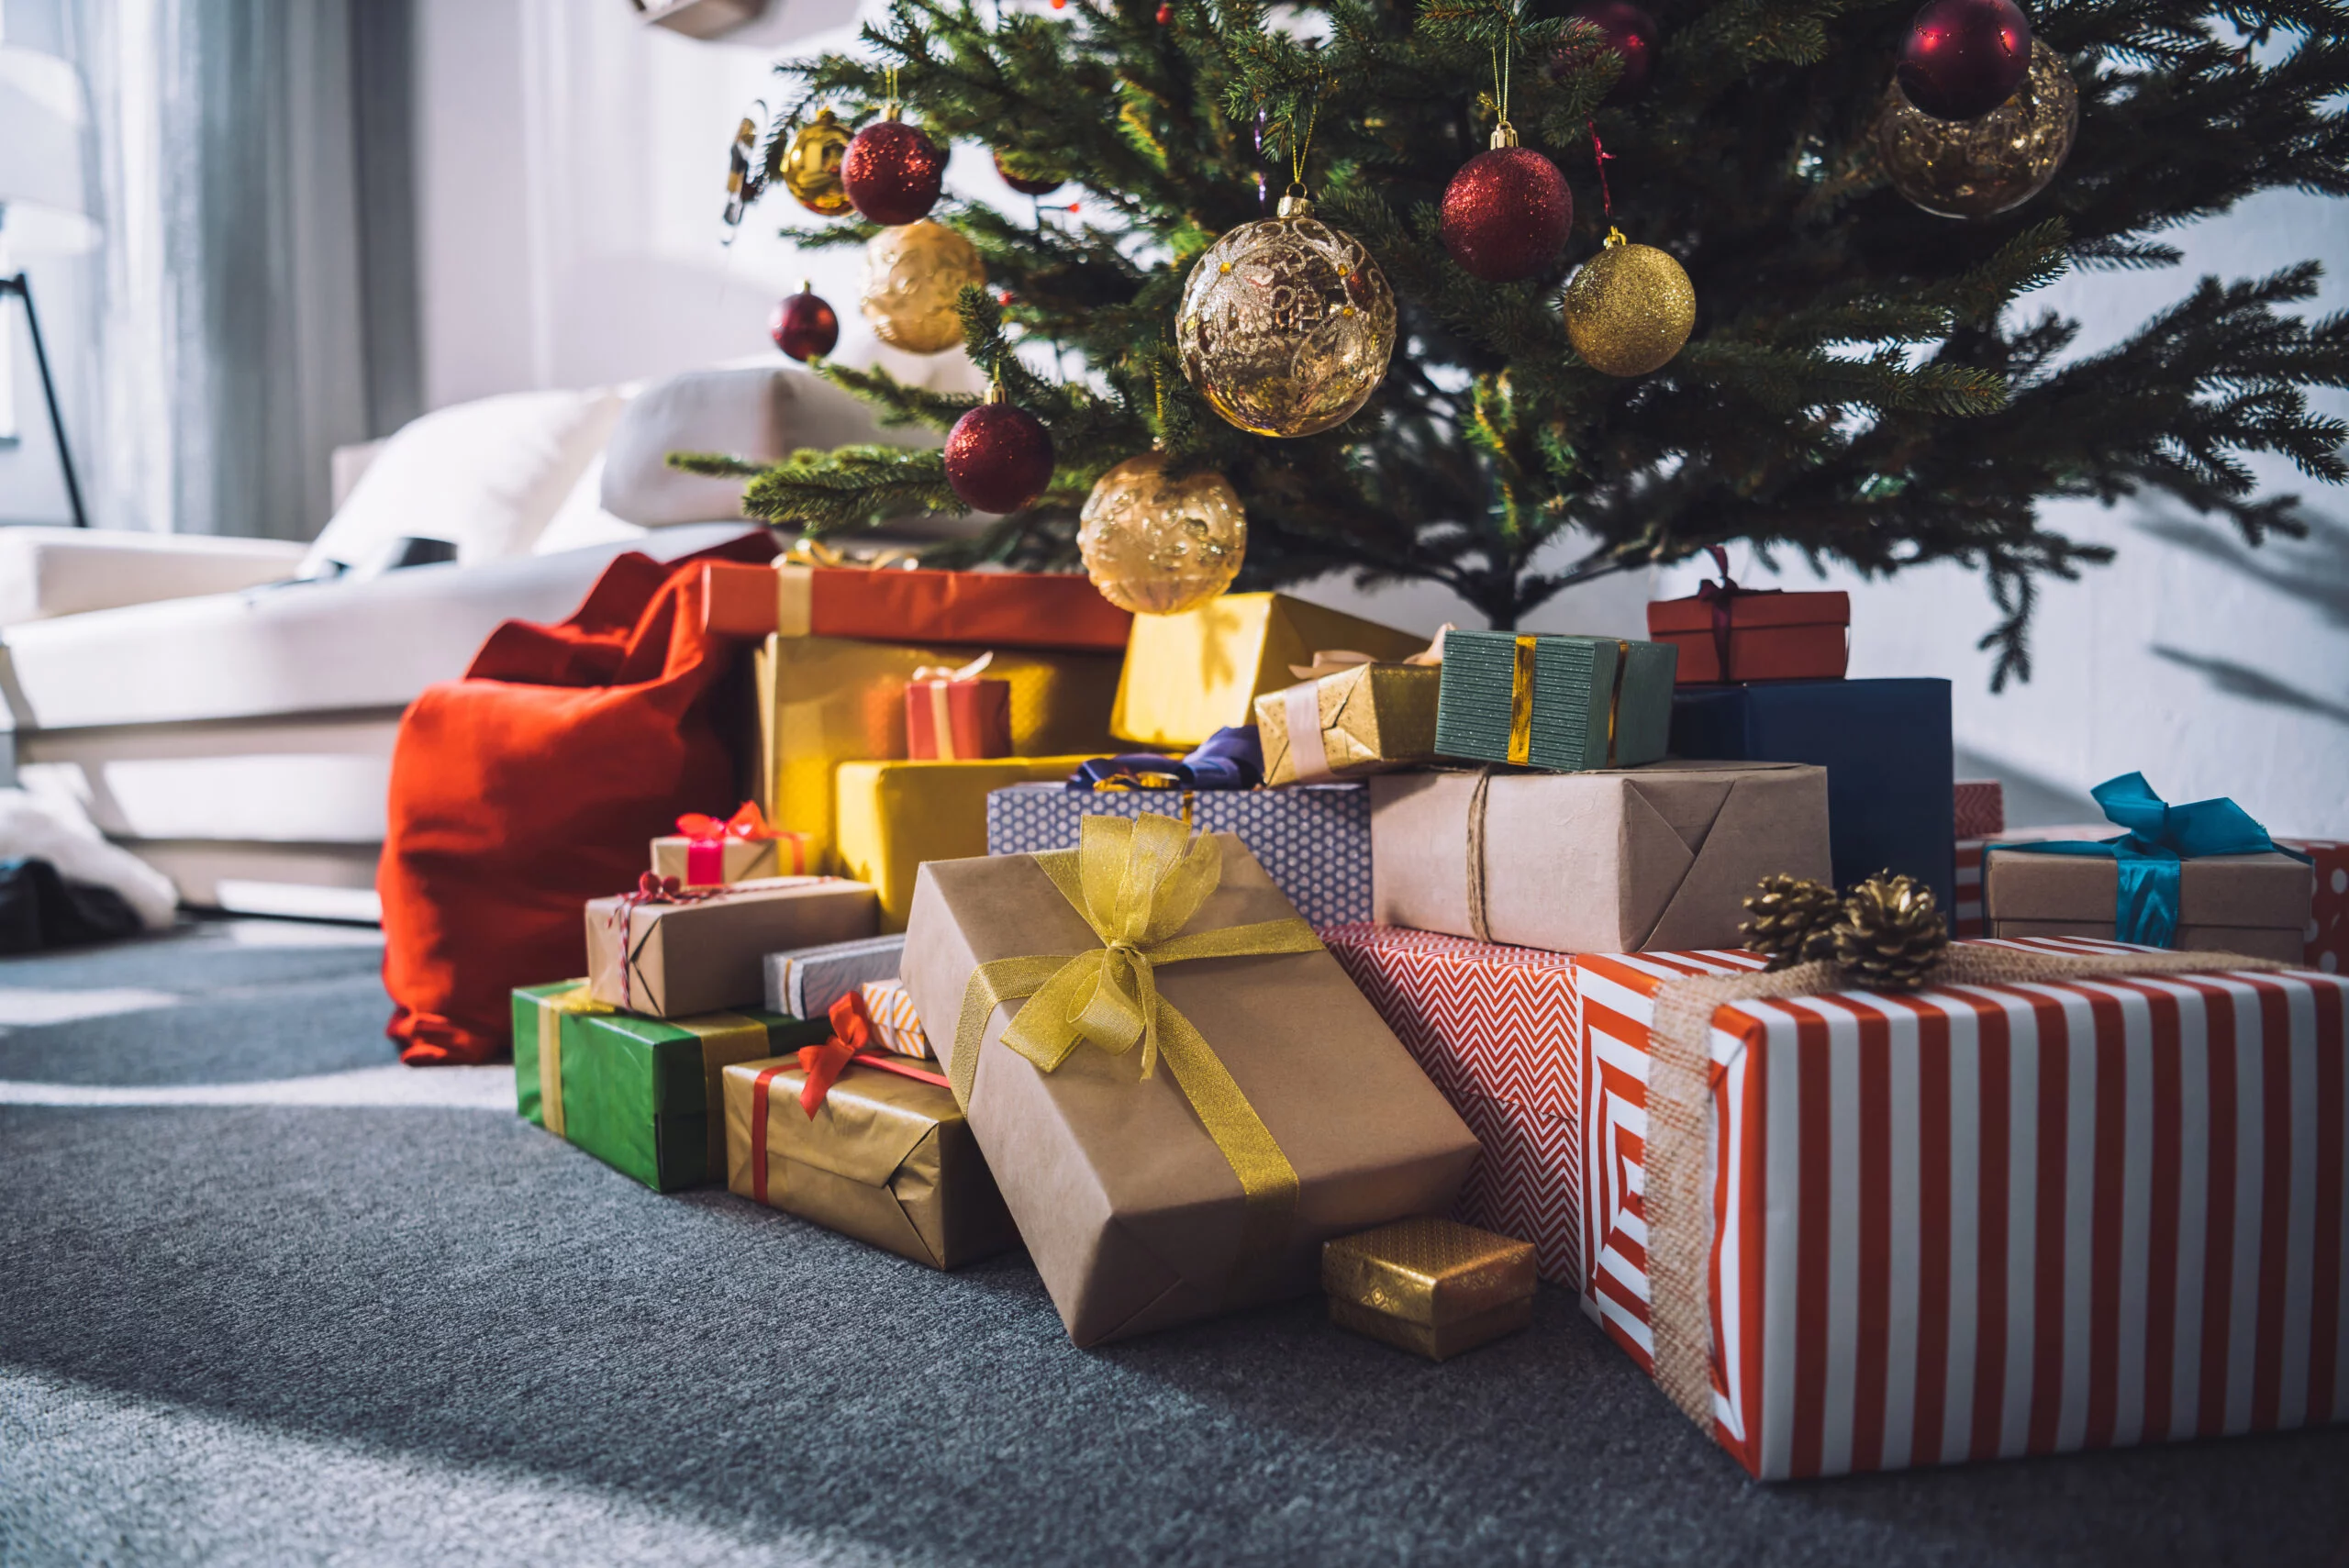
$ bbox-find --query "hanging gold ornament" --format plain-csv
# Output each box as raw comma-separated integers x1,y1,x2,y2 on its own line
1078,451,1248,615
1876,40,2077,219
858,221,986,355
782,106,855,217
1175,193,1397,439
1561,228,1697,377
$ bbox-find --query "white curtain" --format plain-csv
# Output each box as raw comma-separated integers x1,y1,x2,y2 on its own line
58,0,415,539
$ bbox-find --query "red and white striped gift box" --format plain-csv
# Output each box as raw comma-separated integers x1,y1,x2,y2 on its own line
1323,923,1583,1285
1575,936,2348,1480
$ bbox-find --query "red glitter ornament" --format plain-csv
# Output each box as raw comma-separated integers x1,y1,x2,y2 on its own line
1897,0,2032,121
841,116,946,227
1155,3,1172,20
1440,130,1573,284
1554,2,1659,106
944,388,1056,514
993,149,1064,197
769,283,840,362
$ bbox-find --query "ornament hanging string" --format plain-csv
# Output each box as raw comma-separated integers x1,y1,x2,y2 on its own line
1287,95,1321,199
1588,120,1614,222
1490,31,1515,135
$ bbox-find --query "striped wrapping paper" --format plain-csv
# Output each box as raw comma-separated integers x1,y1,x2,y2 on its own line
859,978,931,1060
1575,936,2348,1480
1323,923,1583,1285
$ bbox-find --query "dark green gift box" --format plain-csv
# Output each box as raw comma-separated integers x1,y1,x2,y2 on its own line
513,982,831,1192
1434,631,1677,771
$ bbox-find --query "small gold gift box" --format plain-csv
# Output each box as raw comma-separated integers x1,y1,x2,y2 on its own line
1322,1217,1537,1361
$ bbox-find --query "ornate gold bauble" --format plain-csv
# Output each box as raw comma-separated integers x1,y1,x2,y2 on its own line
782,107,855,217
1876,39,2077,219
859,221,986,355
1175,195,1397,439
1077,451,1247,615
1561,230,1697,377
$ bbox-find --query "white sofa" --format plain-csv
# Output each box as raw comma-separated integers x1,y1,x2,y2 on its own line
0,363,930,920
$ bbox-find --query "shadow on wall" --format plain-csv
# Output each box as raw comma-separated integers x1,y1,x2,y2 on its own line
2135,509,2349,630
2135,507,2349,727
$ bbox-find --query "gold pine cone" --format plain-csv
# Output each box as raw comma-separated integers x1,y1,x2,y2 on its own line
1831,872,1950,991
1741,873,1844,972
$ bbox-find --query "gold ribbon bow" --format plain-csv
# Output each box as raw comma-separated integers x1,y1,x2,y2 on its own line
780,538,919,571
1286,625,1450,682
908,650,994,684
951,813,1325,1253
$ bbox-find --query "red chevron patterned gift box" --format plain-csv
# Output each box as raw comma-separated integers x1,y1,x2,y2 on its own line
1575,937,2348,1481
1323,924,1583,1287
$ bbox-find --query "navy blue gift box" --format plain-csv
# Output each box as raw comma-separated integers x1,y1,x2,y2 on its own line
1669,678,1955,915
985,782,1373,930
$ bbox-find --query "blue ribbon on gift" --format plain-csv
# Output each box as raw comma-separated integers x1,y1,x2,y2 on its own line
1993,772,2310,948
1064,726,1264,792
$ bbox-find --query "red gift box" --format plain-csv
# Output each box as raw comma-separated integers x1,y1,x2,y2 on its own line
1323,923,1585,1286
1954,778,2005,840
904,654,1013,761
702,560,1132,650
2281,838,2347,973
1647,550,1848,684
1575,937,2348,1480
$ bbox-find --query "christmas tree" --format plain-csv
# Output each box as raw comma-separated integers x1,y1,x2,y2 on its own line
704,0,2349,685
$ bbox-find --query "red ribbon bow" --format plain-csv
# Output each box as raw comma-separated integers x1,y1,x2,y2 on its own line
794,988,952,1117
677,801,779,844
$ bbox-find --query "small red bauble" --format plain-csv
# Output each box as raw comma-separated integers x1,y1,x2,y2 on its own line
1556,2,1660,105
841,117,946,226
1155,3,1172,20
993,149,1064,197
944,395,1055,514
769,284,840,362
1897,0,2032,121
1441,137,1573,284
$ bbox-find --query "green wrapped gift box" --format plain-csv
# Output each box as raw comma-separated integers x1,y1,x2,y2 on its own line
513,981,831,1192
1434,631,1677,771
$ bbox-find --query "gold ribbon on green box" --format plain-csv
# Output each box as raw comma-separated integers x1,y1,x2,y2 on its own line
951,813,1325,1261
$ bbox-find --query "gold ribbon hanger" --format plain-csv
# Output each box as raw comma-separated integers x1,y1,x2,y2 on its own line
948,813,1325,1260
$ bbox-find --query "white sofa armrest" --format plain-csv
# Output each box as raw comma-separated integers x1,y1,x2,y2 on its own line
0,528,307,626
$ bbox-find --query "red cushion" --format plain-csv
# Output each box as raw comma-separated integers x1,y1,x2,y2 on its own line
382,536,774,1065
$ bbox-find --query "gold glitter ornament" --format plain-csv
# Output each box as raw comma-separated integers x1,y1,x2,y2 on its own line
1877,40,2077,219
1077,451,1247,615
1561,228,1696,377
859,221,986,355
1175,194,1397,439
781,107,854,217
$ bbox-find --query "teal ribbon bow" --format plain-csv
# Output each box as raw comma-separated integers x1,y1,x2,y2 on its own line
1996,773,2310,948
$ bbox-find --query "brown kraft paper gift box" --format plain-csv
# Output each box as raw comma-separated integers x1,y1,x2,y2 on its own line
1983,849,2312,963
586,877,878,1018
898,823,1482,1347
1368,762,1832,953
723,1053,1019,1270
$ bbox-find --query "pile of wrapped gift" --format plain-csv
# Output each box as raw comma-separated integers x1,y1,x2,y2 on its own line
509,558,2348,1482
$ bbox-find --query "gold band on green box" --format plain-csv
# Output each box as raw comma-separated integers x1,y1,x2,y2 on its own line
952,814,1324,1262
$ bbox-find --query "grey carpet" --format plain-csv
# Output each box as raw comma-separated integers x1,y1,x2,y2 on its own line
2,921,2344,1568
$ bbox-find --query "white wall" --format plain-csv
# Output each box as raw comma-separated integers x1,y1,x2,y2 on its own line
413,0,2349,839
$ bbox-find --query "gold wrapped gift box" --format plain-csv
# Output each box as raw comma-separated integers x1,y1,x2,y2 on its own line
724,1052,1019,1271
753,634,1122,875
1322,1217,1537,1361
1255,662,1441,785
1110,593,1427,751
834,756,1105,933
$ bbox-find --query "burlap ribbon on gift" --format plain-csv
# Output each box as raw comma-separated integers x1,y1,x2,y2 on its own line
950,813,1325,1263
1641,941,2297,1431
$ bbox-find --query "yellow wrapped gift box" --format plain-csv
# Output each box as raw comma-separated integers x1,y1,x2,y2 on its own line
755,636,1120,875
833,755,1102,932
1109,593,1429,750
